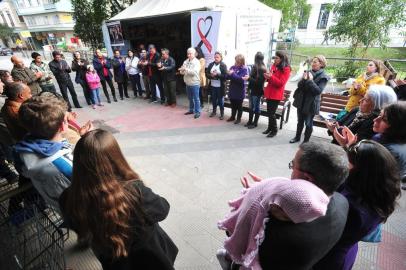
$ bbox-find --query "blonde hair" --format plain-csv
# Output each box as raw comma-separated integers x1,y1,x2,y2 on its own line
313,55,327,68
235,54,245,66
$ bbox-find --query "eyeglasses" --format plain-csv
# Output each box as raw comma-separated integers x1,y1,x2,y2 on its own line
348,139,371,154
288,160,294,170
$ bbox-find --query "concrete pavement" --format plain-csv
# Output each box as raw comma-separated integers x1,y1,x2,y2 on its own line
1,55,404,270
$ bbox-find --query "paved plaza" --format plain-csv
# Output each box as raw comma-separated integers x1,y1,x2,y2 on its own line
1,55,405,270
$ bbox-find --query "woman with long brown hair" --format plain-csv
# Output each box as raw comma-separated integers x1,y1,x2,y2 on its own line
59,129,178,270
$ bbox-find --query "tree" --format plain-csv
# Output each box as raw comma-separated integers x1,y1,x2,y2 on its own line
328,0,406,57
109,0,136,17
260,0,311,31
72,0,108,49
71,0,135,49
0,23,13,47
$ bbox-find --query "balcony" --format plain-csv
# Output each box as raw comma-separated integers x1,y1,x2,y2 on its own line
13,0,72,16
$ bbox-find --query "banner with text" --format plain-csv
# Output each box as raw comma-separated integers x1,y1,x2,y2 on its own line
236,15,272,65
191,11,222,66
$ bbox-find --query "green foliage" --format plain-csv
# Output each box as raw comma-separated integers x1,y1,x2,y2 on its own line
333,61,364,82
72,0,108,49
328,0,406,57
260,0,310,31
72,0,135,49
0,23,13,40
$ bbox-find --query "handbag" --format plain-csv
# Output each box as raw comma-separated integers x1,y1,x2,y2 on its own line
361,223,382,243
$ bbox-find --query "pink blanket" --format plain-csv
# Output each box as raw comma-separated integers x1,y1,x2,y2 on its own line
218,177,330,269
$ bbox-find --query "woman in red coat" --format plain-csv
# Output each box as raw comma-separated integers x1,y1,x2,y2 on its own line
262,51,291,137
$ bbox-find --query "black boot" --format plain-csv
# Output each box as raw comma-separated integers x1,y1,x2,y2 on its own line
245,112,253,127
262,117,272,134
210,108,216,117
235,110,243,124
267,115,278,137
290,121,304,143
248,113,260,129
219,109,224,120
227,108,236,122
303,127,313,143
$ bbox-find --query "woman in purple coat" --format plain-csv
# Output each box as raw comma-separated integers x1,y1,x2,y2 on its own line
226,54,249,124
314,140,400,270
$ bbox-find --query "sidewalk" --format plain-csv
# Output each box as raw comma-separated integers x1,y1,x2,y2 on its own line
63,80,405,270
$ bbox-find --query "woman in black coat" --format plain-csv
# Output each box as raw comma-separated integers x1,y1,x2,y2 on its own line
71,51,92,105
290,55,330,143
206,51,228,120
60,130,178,270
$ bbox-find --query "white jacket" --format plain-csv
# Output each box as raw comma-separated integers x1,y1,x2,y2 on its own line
125,56,140,75
182,58,201,86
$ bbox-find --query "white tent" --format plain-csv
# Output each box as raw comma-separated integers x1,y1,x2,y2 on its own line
110,0,280,22
105,0,281,65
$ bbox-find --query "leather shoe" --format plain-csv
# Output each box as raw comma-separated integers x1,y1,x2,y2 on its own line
184,111,193,115
289,137,300,143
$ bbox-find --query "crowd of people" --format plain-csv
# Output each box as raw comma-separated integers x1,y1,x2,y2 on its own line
0,44,405,270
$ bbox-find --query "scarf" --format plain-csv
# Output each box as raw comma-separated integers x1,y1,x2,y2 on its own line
348,110,372,130
363,72,379,81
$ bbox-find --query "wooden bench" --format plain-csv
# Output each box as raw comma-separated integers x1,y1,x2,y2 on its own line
313,93,349,128
223,82,292,129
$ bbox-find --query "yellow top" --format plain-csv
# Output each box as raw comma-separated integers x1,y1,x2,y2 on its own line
345,73,386,111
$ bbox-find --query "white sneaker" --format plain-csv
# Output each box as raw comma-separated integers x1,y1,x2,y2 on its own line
216,248,231,270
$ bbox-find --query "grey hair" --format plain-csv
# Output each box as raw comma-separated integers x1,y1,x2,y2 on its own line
187,47,196,55
367,84,398,110
7,82,26,100
299,142,349,195
161,48,170,54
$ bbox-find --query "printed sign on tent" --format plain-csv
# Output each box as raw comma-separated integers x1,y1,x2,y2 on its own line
191,11,221,66
106,21,124,46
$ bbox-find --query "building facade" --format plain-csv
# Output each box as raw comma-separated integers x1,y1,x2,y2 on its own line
11,0,76,50
0,0,26,47
294,0,405,47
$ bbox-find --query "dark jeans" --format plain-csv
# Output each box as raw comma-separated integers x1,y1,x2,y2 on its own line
266,99,279,131
117,81,128,98
149,74,164,102
211,86,224,112
295,111,314,141
230,99,243,120
39,84,56,94
57,78,80,108
129,74,143,96
78,80,92,105
163,79,176,105
250,95,261,113
100,77,116,100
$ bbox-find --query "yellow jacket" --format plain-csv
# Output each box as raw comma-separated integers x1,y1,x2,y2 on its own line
345,73,385,111
199,58,207,87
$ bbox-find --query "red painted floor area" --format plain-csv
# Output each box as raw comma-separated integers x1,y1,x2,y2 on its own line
106,105,227,133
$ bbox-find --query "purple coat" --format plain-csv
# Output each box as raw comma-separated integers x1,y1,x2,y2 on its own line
313,184,382,270
227,65,248,100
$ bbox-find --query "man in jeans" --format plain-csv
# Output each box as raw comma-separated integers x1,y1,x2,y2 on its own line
49,51,81,110
138,49,151,99
159,48,177,107
180,47,201,119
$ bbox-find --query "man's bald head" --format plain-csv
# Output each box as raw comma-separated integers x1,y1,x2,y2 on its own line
11,56,24,68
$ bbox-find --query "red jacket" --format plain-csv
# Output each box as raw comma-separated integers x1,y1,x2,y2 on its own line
263,65,291,101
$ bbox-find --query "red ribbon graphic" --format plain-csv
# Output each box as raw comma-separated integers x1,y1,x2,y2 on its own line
197,17,213,53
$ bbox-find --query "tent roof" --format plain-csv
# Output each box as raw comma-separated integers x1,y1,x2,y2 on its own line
109,0,279,21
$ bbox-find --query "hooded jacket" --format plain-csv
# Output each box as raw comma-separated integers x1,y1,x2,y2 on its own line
14,138,73,213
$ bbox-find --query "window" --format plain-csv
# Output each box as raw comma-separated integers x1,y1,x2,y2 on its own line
6,11,15,27
317,4,330,29
18,16,24,23
298,8,310,29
